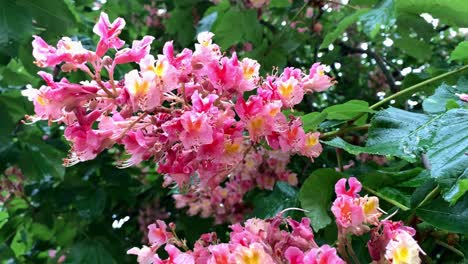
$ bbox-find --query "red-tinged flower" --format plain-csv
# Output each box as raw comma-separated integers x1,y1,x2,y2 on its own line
331,196,366,234
164,244,195,264
179,111,214,149
303,63,335,92
303,245,345,264
300,132,322,160
191,90,219,113
335,177,362,198
63,125,113,166
32,35,60,67
275,77,304,108
284,247,305,264
127,245,160,264
278,118,306,152
206,53,243,94
139,55,179,91
121,129,163,167
32,36,91,67
125,69,160,111
114,36,155,65
148,220,172,247
56,37,91,66
232,243,275,264
93,12,126,57
287,218,315,242
207,243,231,264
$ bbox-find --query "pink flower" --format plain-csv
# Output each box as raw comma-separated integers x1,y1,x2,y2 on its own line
232,243,274,264
456,93,468,102
278,118,306,152
303,245,345,264
285,247,305,264
32,36,60,67
164,244,195,264
303,63,335,92
275,77,304,108
148,220,172,247
179,111,214,149
127,245,159,264
331,196,366,234
124,69,160,111
305,7,314,18
114,36,155,65
300,132,322,160
207,244,231,264
93,12,126,57
335,177,361,197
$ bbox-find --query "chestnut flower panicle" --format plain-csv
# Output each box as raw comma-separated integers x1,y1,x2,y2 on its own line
24,12,334,222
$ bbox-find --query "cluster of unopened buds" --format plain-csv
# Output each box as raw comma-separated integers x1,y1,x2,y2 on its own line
24,12,334,221
128,177,424,264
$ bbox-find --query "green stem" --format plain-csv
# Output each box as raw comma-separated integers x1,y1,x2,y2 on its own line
320,124,370,139
362,185,410,211
435,240,465,258
370,64,468,110
336,148,344,172
417,185,440,208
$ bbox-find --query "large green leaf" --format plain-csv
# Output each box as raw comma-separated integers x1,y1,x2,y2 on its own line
251,182,299,219
359,0,396,38
320,9,369,49
301,112,327,132
323,100,375,120
212,8,262,49
299,169,343,231
63,240,116,264
165,8,196,47
393,36,432,61
423,80,468,114
416,195,468,234
396,0,468,27
451,41,468,63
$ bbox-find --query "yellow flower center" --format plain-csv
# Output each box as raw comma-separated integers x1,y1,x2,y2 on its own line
154,61,165,77
133,80,149,97
278,81,294,98
306,134,318,147
37,95,47,106
363,197,378,215
243,66,255,80
238,249,260,264
393,246,410,264
225,141,241,154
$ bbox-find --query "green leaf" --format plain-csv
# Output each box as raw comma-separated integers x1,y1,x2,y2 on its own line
252,182,299,218
451,41,468,63
396,0,468,27
197,12,218,34
18,138,65,181
0,211,8,230
0,1,33,58
443,179,468,206
323,100,375,120
75,188,107,220
165,8,196,46
63,240,116,264
212,8,262,49
299,169,343,231
301,112,327,132
416,195,468,234
320,9,369,49
362,167,424,189
423,80,468,114
359,0,396,38
270,0,291,8
393,36,432,61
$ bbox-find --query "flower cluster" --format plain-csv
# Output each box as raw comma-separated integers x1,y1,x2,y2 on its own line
331,177,424,263
173,149,298,223
128,177,424,264
24,13,334,221
128,215,344,264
